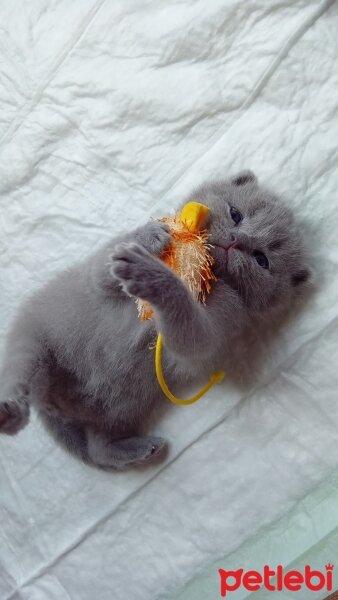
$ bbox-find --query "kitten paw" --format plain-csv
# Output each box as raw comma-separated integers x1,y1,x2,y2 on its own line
136,221,171,256
0,397,30,435
141,435,168,462
111,242,171,298
122,435,168,466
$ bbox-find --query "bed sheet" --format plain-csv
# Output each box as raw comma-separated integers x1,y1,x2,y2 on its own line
0,1,338,599
174,468,338,599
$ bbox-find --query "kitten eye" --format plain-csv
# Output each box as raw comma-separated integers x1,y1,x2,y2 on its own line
253,251,269,269
230,206,242,225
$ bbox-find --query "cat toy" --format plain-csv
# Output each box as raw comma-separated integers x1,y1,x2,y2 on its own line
137,202,225,405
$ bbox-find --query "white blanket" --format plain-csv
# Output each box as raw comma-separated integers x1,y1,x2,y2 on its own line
1,1,337,598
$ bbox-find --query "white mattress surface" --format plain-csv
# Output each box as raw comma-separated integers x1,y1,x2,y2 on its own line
0,1,338,598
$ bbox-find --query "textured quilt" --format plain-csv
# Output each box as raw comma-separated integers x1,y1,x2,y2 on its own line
0,1,338,598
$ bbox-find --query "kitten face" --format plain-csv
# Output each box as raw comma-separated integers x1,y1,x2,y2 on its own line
189,171,309,312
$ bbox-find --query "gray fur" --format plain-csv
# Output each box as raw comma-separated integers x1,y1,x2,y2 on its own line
0,172,310,470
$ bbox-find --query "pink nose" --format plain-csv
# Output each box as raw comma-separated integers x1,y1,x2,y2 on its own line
223,239,240,251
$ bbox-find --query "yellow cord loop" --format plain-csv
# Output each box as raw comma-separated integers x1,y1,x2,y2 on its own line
155,334,225,406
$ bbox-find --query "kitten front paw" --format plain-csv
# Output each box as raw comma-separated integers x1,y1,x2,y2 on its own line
0,397,30,435
136,221,171,256
111,242,172,299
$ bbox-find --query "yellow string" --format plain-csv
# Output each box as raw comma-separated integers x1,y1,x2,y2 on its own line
155,333,225,406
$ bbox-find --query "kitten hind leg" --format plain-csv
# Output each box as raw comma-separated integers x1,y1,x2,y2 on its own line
40,413,167,470
0,319,43,435
87,432,167,470
0,392,30,435
39,413,88,462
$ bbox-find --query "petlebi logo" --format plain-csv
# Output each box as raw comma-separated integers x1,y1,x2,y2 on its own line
218,564,334,596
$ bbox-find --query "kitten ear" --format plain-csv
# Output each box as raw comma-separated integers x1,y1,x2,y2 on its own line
292,269,310,287
231,170,257,186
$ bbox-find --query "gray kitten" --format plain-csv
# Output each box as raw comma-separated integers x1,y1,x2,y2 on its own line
0,171,309,469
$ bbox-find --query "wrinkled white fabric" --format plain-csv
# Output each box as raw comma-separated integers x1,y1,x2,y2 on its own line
0,1,337,599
